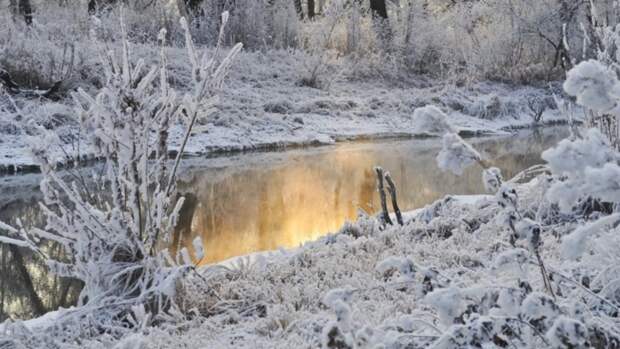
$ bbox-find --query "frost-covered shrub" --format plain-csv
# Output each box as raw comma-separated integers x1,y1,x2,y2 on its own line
0,22,87,92
217,0,299,49
375,256,416,283
542,128,620,214
546,316,589,348
482,167,503,193
563,41,620,149
542,128,615,176
298,1,348,89
436,132,483,176
564,60,620,114
411,105,452,135
561,212,620,260
521,292,561,331
424,287,464,328
0,13,242,342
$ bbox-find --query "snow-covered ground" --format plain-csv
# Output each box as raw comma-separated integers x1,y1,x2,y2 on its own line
2,2,620,347
0,48,571,173
6,171,618,348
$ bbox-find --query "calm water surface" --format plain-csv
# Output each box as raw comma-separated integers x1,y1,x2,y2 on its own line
172,127,569,263
0,126,569,319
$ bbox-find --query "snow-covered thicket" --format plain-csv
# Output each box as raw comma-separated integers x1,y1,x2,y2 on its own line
418,43,620,347
436,132,483,176
0,0,607,85
41,160,617,348
0,13,241,344
564,59,620,149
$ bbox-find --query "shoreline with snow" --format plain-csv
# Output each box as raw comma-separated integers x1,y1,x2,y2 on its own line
0,94,573,176
0,47,576,175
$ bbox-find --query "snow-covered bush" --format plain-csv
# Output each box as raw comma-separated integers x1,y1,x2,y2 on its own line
482,167,503,193
563,26,620,150
411,105,452,135
436,132,483,175
298,0,348,89
564,60,620,114
542,127,620,216
0,13,241,342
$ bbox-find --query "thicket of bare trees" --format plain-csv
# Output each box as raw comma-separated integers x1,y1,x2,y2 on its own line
6,0,611,84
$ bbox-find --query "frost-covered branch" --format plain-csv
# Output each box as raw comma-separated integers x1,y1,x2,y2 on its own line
0,12,242,337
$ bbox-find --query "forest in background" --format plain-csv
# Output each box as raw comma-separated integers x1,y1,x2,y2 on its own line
2,0,615,91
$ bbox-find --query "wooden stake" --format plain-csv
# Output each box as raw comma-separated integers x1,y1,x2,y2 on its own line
384,172,404,225
375,167,393,226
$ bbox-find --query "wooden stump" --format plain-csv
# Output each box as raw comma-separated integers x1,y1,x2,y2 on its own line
374,167,393,226
384,172,403,225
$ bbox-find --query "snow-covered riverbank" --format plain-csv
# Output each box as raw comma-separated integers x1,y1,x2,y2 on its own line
0,49,572,174
6,167,618,348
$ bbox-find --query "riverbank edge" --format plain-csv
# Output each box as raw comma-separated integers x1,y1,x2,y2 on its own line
0,119,573,177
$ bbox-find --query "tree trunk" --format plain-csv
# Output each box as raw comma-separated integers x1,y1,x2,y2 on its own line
375,167,393,226
369,0,388,19
88,0,96,15
369,0,391,48
20,0,33,25
293,0,304,19
384,172,403,225
185,0,204,13
10,0,33,25
9,0,18,20
308,0,315,19
0,245,6,322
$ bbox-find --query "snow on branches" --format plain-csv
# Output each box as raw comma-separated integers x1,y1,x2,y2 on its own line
564,59,620,114
542,128,620,214
436,132,484,176
0,13,242,338
412,105,454,135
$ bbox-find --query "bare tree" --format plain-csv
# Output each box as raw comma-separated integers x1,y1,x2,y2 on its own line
369,0,391,47
293,0,304,19
308,0,316,19
369,0,388,19
10,0,33,25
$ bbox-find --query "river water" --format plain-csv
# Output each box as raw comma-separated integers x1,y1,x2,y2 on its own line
0,126,569,319
172,127,569,264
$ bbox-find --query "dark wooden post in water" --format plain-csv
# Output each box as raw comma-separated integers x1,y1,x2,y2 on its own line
384,172,403,225
375,167,393,226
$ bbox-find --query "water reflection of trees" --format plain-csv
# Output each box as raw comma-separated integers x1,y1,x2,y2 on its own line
0,199,81,321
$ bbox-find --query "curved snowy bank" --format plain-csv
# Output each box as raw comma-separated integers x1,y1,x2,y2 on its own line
5,166,620,348
0,51,573,176
0,115,567,176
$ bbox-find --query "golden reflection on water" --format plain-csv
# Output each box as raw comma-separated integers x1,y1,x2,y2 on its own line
174,130,567,264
